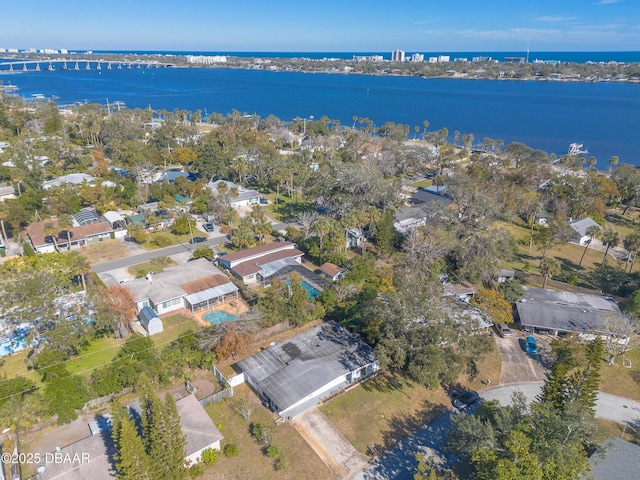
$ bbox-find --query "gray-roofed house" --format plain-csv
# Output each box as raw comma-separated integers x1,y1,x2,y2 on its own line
516,286,627,336
42,173,96,190
589,437,640,480
409,188,453,207
568,217,600,245
176,393,224,464
495,269,515,283
125,259,238,315
138,306,163,335
393,205,432,234
207,180,261,208
236,321,379,419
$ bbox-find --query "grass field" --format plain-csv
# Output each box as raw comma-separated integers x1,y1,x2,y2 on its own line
202,384,330,480
409,179,433,189
599,348,640,402
464,339,502,392
595,418,640,445
127,256,176,278
150,313,202,349
321,372,450,454
66,335,124,378
82,240,129,265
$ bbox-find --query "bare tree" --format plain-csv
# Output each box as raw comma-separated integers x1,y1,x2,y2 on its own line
601,313,639,365
297,211,320,239
233,396,257,421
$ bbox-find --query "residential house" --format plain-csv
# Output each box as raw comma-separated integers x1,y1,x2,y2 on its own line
409,188,453,207
495,269,515,283
516,287,627,336
207,180,261,208
42,173,95,190
319,262,345,282
590,437,640,480
102,211,128,238
217,241,304,285
25,217,114,254
236,321,379,419
568,217,600,245
176,394,224,464
125,259,239,315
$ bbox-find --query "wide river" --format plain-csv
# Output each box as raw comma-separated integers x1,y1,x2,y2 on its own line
3,67,639,166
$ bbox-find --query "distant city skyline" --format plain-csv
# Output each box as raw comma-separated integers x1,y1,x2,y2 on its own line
2,0,639,52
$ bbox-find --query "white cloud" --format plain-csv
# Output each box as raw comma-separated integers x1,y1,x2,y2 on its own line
595,0,622,5
534,15,578,22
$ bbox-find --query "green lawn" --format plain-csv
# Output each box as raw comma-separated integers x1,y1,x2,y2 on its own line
321,373,450,454
410,179,433,189
0,349,39,383
149,314,202,349
599,348,640,402
66,335,125,378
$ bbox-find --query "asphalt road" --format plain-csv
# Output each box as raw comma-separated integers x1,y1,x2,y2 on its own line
353,383,640,480
91,234,227,273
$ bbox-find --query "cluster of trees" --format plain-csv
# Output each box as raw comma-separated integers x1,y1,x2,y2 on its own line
444,337,603,480
111,378,187,480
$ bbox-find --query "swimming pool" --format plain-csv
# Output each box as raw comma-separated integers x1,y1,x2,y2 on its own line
203,310,239,325
300,281,321,299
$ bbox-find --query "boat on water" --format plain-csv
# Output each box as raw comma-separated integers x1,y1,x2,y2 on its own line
568,142,588,156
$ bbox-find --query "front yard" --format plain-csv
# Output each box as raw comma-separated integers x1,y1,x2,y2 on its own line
203,384,330,479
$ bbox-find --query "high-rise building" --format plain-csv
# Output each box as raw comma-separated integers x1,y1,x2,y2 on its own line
411,53,424,62
391,50,405,62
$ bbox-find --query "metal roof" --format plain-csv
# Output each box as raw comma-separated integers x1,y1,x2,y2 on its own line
516,287,625,334
184,282,238,305
237,321,376,413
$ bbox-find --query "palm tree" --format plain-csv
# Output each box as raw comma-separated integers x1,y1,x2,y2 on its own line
69,251,92,291
57,213,74,248
313,216,332,252
623,231,640,273
539,257,560,288
601,228,621,264
578,225,601,268
43,221,60,252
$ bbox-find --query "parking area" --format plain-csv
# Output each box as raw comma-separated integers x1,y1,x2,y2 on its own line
494,333,551,384
293,407,369,480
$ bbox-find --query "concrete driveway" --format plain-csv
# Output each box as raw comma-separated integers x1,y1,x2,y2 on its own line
293,407,369,480
494,334,547,384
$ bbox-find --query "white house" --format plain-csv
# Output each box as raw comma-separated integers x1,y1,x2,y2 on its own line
207,180,261,208
568,217,600,245
236,321,379,419
125,259,239,315
177,394,224,465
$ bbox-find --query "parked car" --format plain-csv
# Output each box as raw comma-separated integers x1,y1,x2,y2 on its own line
203,223,214,232
190,236,207,244
451,390,479,410
497,323,513,337
526,336,537,354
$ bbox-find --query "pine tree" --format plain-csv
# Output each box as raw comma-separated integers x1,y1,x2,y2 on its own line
140,387,187,480
163,394,187,479
113,410,151,480
568,337,604,414
539,361,570,412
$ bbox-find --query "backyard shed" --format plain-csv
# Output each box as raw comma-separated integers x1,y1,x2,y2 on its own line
138,306,163,336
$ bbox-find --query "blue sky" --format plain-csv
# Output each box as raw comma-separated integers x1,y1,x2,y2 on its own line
2,0,639,52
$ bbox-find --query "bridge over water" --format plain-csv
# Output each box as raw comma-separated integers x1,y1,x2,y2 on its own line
0,59,173,72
